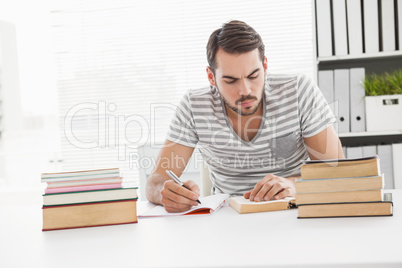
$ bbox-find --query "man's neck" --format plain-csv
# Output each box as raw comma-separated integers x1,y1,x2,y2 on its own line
225,101,264,142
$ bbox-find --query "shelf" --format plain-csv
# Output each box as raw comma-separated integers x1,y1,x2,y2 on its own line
317,51,402,63
318,52,402,76
339,131,402,147
339,130,402,138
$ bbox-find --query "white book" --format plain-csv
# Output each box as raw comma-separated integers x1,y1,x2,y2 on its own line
399,0,402,51
392,143,402,189
334,69,350,133
41,168,120,179
346,0,363,54
349,68,366,132
333,0,348,55
362,145,377,157
318,70,335,114
346,147,363,159
363,0,380,53
41,172,121,182
381,0,396,51
377,145,394,189
316,0,333,57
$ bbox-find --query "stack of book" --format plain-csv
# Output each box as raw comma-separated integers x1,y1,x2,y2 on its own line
296,156,393,218
41,168,138,231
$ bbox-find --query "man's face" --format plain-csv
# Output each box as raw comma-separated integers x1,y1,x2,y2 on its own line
207,48,267,116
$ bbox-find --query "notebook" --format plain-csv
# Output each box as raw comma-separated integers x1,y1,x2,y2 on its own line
138,193,229,217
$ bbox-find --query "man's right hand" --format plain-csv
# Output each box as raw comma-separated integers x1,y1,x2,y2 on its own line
160,180,201,213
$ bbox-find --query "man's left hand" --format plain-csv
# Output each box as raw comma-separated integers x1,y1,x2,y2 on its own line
243,174,296,202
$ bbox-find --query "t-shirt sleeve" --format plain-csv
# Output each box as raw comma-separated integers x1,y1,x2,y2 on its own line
297,74,336,138
166,92,199,148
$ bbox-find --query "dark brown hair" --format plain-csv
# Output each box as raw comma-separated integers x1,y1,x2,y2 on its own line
206,20,265,74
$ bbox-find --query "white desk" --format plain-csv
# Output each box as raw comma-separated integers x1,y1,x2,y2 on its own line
1,189,401,268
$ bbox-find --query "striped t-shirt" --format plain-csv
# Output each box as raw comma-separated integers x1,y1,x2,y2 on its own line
167,73,335,195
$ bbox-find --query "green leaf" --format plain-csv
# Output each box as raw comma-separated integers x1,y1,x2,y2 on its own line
363,69,402,96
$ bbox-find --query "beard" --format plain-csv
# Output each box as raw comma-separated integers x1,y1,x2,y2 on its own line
218,85,265,116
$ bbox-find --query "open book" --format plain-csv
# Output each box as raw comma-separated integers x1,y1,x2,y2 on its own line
138,194,229,217
229,196,296,214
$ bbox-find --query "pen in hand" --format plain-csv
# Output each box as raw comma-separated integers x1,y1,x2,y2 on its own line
166,170,201,204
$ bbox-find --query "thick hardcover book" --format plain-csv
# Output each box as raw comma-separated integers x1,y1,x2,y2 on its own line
42,199,137,231
43,187,138,206
297,193,393,218
296,189,383,205
301,156,380,180
229,196,295,214
295,175,384,193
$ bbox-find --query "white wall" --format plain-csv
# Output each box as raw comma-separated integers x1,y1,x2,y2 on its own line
0,0,60,188
0,0,317,188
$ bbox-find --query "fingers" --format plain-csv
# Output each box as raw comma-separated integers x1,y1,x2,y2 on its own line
243,191,251,199
273,187,294,200
183,180,200,195
160,180,200,212
249,174,275,201
249,175,295,202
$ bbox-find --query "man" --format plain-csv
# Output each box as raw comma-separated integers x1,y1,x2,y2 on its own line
146,20,344,212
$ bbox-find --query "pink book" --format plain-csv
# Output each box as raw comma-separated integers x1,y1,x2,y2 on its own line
45,183,122,194
46,177,122,188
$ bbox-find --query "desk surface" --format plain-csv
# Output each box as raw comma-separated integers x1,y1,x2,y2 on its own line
1,189,402,268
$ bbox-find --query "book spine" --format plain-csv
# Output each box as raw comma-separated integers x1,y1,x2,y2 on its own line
392,143,402,189
346,0,363,54
399,0,402,50
42,221,138,231
42,199,137,209
346,147,363,159
42,198,138,207
363,0,379,53
41,168,119,178
318,70,335,112
349,68,366,132
46,177,122,188
362,145,377,157
42,173,120,182
332,0,348,55
334,69,350,133
316,0,333,57
381,0,396,51
44,183,122,194
377,144,394,189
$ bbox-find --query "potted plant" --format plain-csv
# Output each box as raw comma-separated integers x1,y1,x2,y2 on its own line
363,69,402,132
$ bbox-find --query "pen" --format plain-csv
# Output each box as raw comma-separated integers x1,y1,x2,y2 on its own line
166,170,201,204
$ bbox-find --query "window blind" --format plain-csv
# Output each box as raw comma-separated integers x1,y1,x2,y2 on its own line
50,0,315,191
